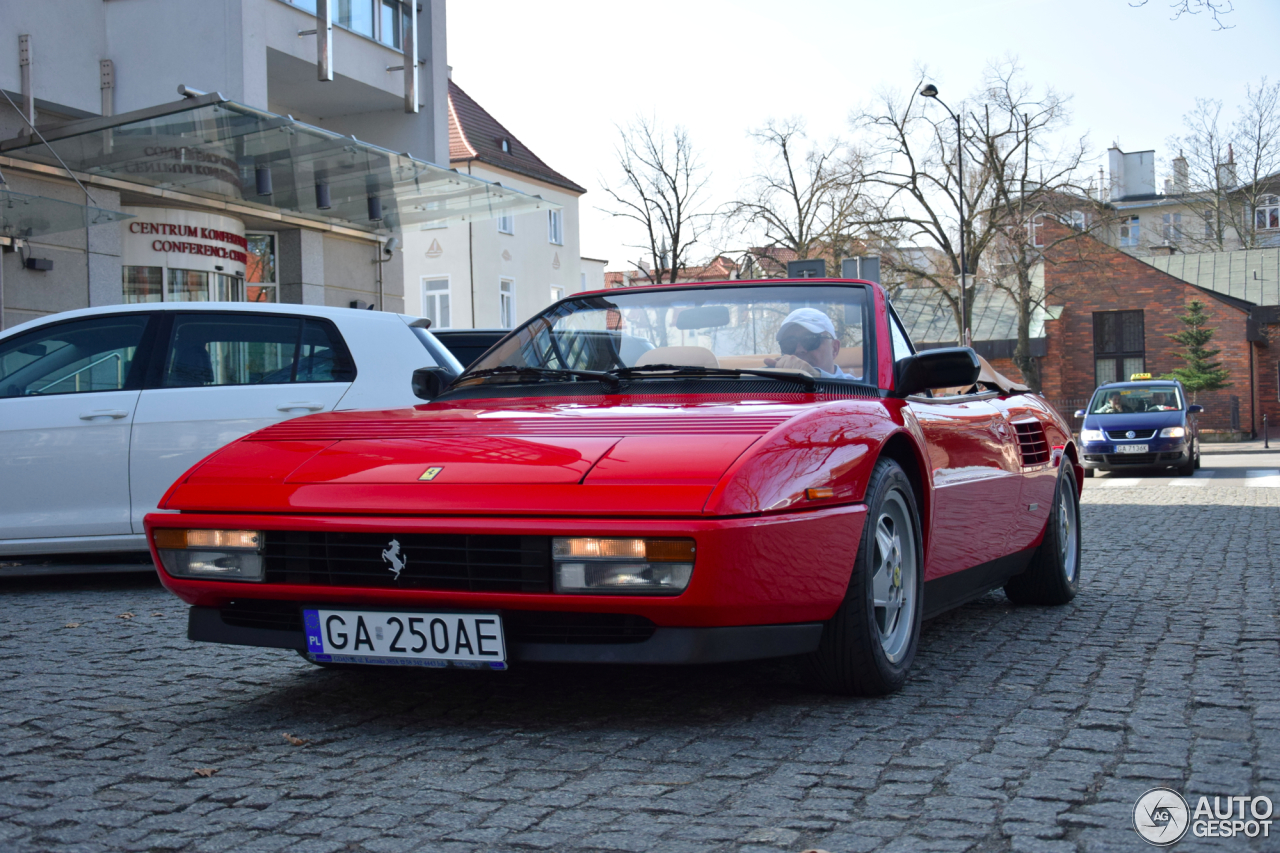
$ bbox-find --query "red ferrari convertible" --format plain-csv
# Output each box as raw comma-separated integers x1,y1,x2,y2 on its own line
148,279,1081,696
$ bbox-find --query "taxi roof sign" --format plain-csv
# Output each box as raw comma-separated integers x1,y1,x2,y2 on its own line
1130,372,1152,380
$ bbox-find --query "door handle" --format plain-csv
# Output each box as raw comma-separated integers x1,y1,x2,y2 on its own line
277,401,325,412
79,410,129,420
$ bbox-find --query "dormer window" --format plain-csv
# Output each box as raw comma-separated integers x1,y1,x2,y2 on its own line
500,138,511,154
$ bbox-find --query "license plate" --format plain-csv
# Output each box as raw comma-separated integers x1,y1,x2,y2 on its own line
1115,444,1149,454
302,609,507,670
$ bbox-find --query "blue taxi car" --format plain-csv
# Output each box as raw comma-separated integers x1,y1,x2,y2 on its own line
1075,378,1203,477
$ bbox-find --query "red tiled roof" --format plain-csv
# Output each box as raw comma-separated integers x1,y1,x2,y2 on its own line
447,80,586,195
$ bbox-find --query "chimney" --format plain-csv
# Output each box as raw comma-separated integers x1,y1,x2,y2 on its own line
1172,151,1188,194
1108,145,1124,202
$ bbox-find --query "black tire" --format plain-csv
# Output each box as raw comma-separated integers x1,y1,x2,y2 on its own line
1004,462,1080,606
1082,467,1095,478
1193,440,1201,470
804,458,923,697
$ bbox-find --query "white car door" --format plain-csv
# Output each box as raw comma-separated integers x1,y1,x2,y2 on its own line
0,313,155,542
128,311,354,532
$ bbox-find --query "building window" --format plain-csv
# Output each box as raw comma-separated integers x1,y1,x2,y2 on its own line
497,214,514,235
1065,210,1089,231
245,233,277,303
1094,310,1144,385
378,0,401,47
123,266,164,304
422,278,450,329
1203,210,1215,239
288,0,318,12
1029,215,1044,247
548,210,563,245
168,269,210,302
499,278,515,328
1162,212,1182,242
550,285,564,304
1257,195,1280,231
337,0,375,39
1118,215,1141,247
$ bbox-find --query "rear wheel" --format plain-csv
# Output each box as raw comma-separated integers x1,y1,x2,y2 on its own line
1004,461,1080,606
805,459,923,696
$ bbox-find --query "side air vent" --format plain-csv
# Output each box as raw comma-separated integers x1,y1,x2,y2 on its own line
1013,420,1050,466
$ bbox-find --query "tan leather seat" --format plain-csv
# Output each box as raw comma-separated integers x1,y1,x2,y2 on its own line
634,346,719,369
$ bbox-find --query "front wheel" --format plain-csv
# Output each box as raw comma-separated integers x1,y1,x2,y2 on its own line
1004,461,1080,606
804,459,923,697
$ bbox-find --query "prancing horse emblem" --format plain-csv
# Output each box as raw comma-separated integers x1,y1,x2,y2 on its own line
382,539,406,580
420,466,444,481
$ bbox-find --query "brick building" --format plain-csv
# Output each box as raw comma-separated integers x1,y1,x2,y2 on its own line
895,229,1280,439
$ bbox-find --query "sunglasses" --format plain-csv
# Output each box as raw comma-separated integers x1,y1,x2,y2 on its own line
778,331,833,355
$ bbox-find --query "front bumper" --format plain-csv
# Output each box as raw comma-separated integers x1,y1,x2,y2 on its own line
150,504,867,637
1080,441,1189,470
188,604,824,664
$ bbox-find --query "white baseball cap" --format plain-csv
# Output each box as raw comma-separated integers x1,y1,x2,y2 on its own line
777,307,836,340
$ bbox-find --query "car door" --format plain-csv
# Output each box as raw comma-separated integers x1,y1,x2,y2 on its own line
128,311,355,532
908,393,1023,577
0,312,156,543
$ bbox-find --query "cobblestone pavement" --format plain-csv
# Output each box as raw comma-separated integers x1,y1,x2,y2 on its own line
2,479,1278,853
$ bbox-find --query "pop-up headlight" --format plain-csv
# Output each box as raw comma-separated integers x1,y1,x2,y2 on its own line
154,529,264,581
552,537,694,595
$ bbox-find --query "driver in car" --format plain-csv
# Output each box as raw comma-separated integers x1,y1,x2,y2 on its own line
764,308,855,379
1097,392,1127,414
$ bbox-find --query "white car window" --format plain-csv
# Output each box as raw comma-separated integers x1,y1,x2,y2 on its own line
0,315,150,397
161,314,355,387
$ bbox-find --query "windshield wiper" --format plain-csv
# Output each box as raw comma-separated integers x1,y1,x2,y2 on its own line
608,364,818,389
461,365,621,391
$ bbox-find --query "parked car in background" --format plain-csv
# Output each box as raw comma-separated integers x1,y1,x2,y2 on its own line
430,328,509,369
0,303,460,574
148,278,1082,696
1075,377,1201,476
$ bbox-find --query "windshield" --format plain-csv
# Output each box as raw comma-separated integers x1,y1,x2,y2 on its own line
461,284,870,386
1089,385,1183,414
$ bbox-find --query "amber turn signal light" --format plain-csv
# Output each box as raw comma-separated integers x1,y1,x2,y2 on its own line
806,487,836,500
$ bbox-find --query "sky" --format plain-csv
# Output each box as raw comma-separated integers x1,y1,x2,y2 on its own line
447,0,1280,274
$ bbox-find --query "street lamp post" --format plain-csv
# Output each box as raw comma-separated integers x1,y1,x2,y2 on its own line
919,83,969,347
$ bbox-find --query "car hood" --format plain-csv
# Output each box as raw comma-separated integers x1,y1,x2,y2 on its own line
158,397,877,517
1084,410,1185,432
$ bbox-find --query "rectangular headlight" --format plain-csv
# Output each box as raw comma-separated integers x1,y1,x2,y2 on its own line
552,537,694,595
154,529,264,581
1080,429,1104,443
1159,427,1186,438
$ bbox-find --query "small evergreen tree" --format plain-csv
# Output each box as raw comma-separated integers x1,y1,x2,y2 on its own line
1161,300,1231,401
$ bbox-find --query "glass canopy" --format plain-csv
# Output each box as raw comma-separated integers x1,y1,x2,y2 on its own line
0,93,560,233
0,189,133,240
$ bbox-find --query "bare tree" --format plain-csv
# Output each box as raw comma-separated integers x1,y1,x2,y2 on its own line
1129,0,1234,30
726,119,864,275
979,67,1104,390
1168,78,1280,251
599,116,713,284
850,60,1096,344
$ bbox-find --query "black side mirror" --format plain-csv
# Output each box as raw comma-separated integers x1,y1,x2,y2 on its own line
1188,404,1203,414
412,366,457,401
894,347,981,397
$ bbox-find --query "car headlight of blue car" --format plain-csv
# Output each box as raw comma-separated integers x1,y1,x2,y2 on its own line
1081,429,1105,443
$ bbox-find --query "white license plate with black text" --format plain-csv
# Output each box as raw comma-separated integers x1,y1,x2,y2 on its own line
303,609,507,669
1115,444,1149,454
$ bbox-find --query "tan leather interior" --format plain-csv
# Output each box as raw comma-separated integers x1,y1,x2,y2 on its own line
634,346,720,369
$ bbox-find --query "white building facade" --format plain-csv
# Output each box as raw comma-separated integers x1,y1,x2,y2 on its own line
403,80,587,329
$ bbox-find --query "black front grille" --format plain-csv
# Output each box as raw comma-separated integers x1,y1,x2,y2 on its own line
217,600,654,646
262,532,552,591
221,599,303,632
1105,453,1157,465
1106,429,1157,440
504,611,656,645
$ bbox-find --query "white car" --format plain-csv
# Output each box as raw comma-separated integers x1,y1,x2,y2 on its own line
0,303,460,573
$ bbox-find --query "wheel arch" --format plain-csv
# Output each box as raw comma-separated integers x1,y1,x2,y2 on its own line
875,431,930,557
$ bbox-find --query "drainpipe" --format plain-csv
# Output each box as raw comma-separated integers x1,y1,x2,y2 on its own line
467,161,475,327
